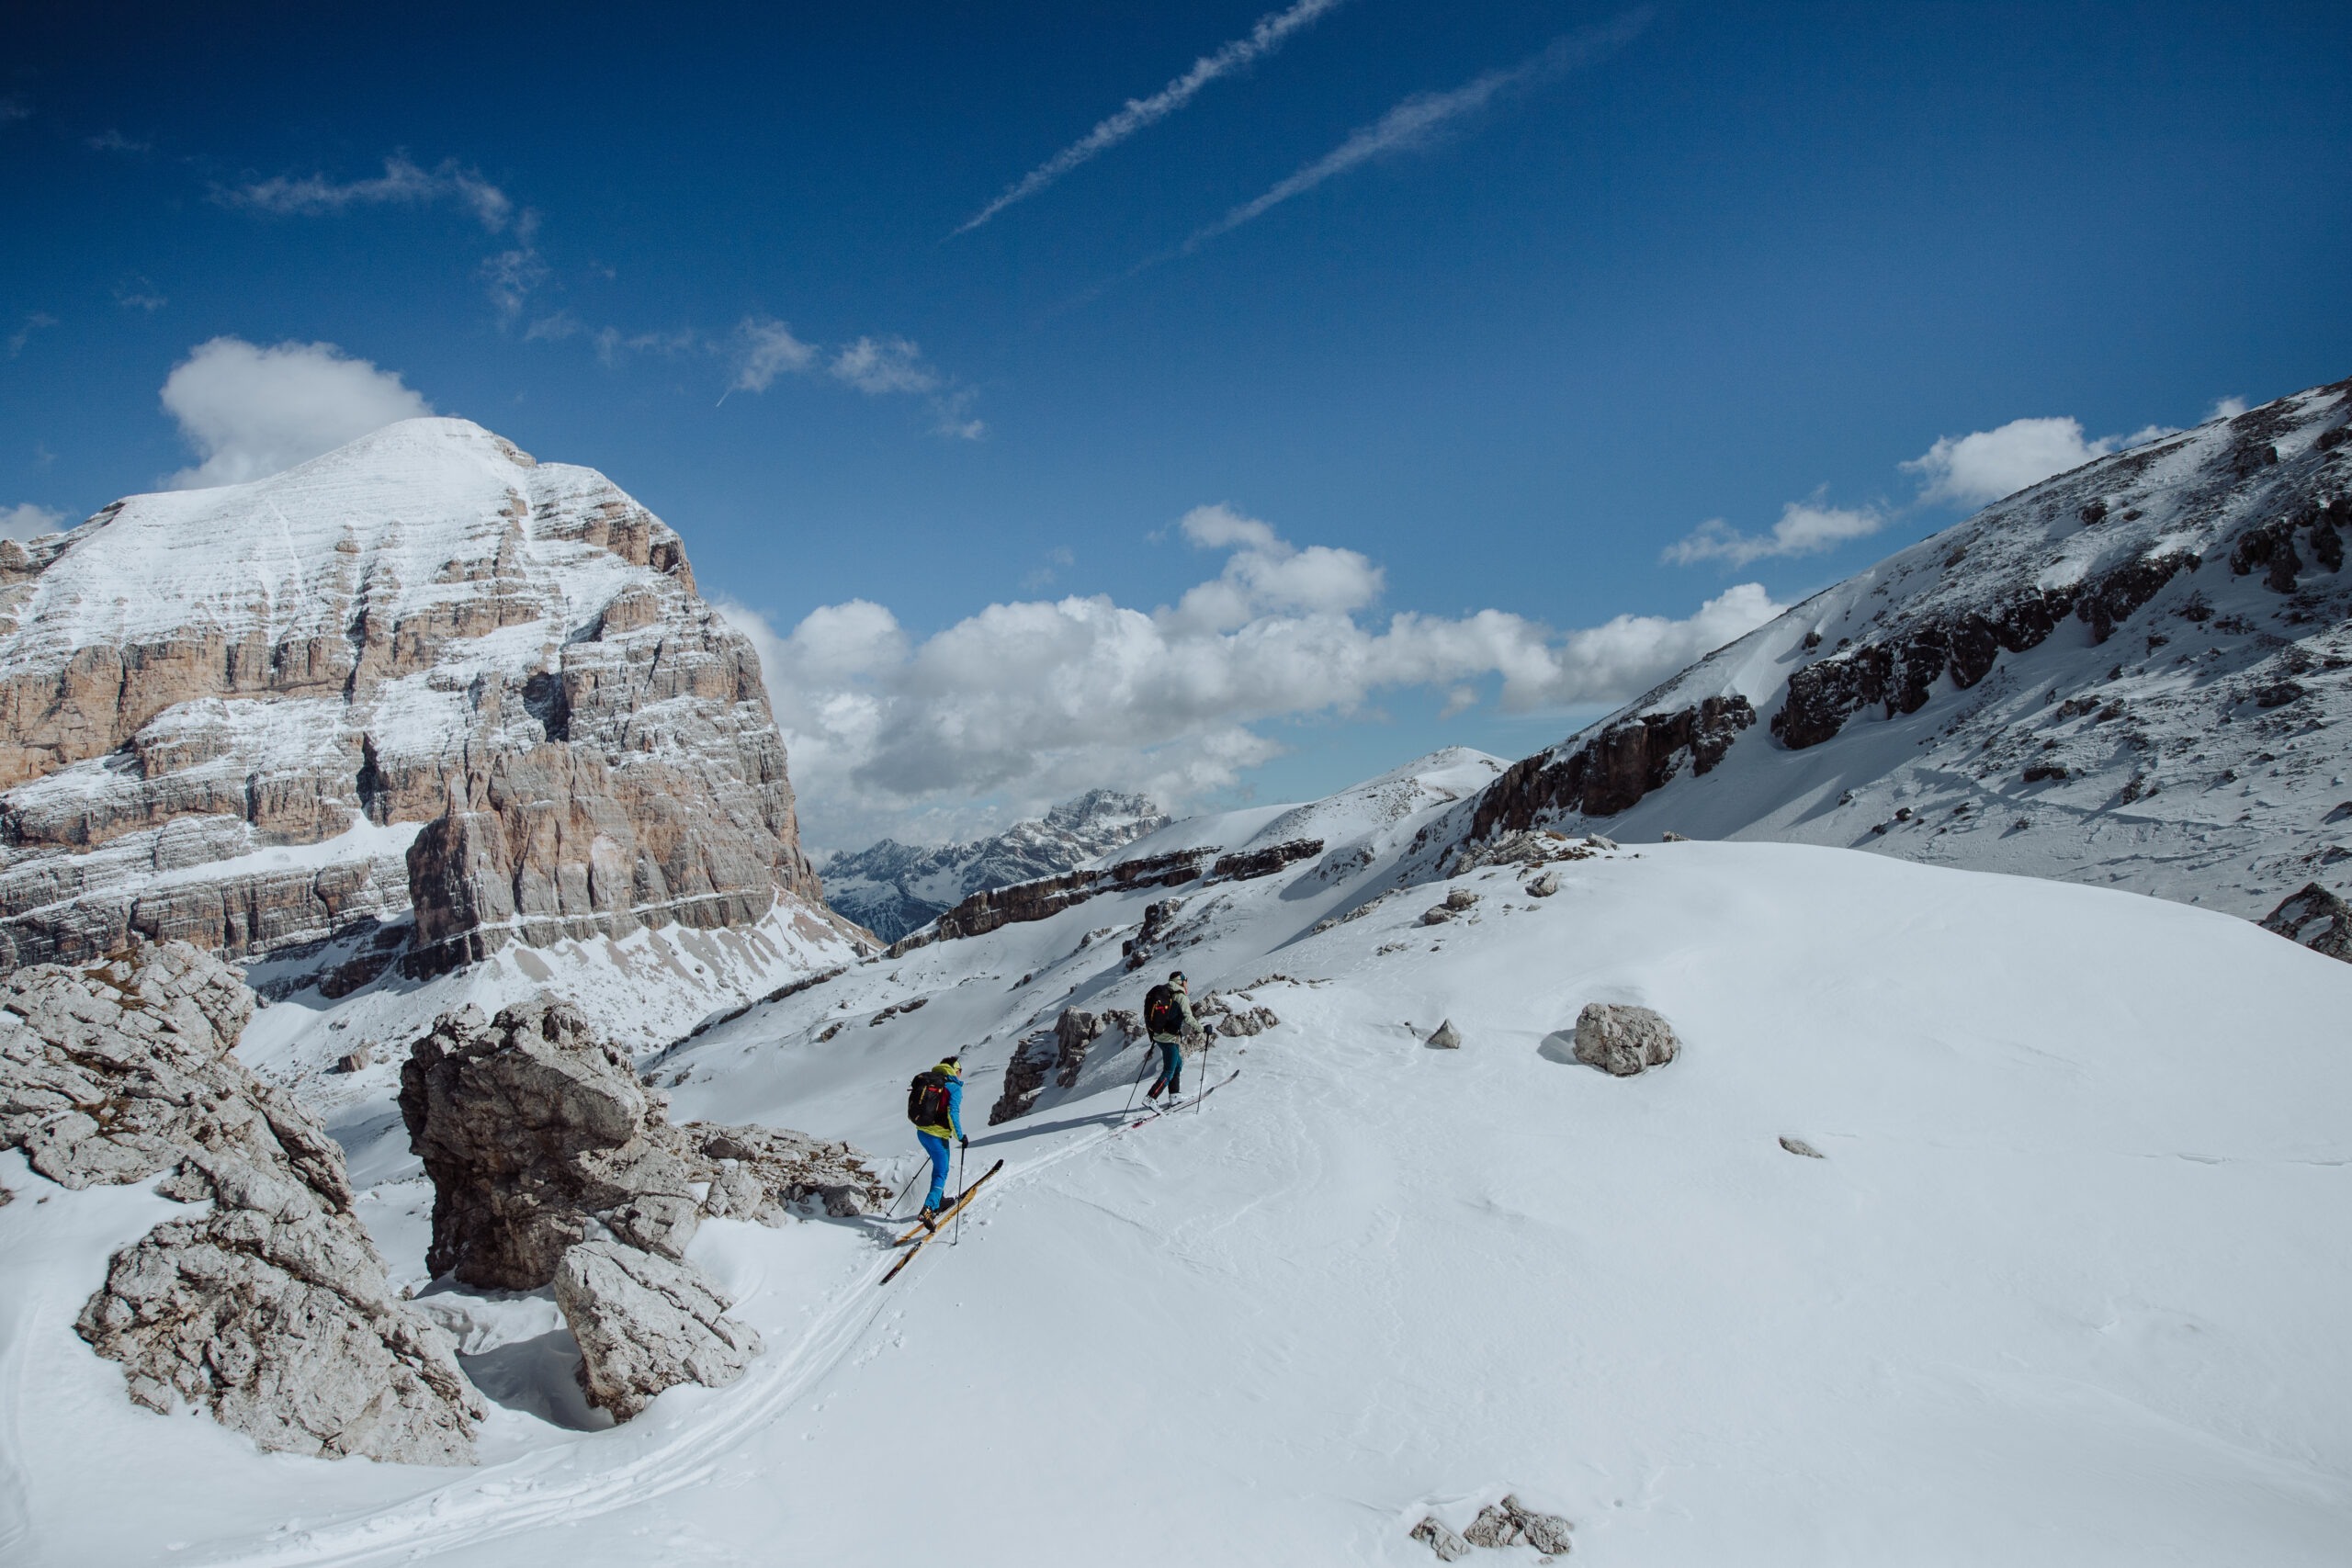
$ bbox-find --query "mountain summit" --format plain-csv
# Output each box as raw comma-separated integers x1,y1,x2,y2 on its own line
0,417,852,985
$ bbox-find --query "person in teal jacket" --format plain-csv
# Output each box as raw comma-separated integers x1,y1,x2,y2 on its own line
910,1054,967,1224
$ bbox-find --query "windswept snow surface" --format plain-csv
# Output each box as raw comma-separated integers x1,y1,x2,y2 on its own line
3,751,2346,1565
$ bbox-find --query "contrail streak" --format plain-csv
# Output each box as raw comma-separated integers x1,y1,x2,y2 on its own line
954,0,1348,236
1184,8,1653,252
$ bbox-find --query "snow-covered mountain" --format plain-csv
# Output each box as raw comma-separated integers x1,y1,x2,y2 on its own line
821,788,1170,941
0,418,865,1010
8,742,2346,1565
1464,376,2352,920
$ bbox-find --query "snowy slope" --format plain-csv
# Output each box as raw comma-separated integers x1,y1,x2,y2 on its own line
822,789,1171,942
4,748,2346,1566
1467,377,2352,920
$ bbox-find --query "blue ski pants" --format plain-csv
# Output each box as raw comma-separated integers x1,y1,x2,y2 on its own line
918,1132,952,1208
1153,1036,1183,1094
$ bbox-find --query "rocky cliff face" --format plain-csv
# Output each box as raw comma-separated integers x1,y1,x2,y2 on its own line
0,418,827,978
822,789,1170,942
1463,375,2352,923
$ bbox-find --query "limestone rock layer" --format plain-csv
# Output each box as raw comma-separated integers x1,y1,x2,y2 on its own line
0,417,820,975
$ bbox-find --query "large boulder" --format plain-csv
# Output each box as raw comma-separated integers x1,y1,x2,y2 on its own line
553,1239,763,1421
1572,1002,1680,1077
399,999,702,1289
2,941,482,1463
399,999,891,1289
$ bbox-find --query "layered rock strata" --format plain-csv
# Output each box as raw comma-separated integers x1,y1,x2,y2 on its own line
0,418,823,977
1,940,483,1462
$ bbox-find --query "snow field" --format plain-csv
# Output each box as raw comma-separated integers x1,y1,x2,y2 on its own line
2,754,2346,1564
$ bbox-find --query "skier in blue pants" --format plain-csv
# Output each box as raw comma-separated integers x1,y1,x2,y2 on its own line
909,1054,967,1226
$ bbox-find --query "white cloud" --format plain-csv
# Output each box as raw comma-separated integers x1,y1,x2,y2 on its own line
1186,11,1651,251
591,326,697,367
718,511,1781,844
1664,495,1887,568
220,155,516,231
1,503,67,542
159,337,432,490
729,316,818,394
831,336,941,396
114,279,167,312
954,0,1350,235
1900,416,2115,508
87,130,149,153
481,248,548,322
2208,396,2247,421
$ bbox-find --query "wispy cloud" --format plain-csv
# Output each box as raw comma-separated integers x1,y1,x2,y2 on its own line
0,97,29,127
6,313,58,359
219,154,517,232
87,130,149,153
1665,495,1888,568
831,336,941,395
481,247,548,323
954,0,1348,236
1185,10,1652,252
727,316,818,396
114,278,167,312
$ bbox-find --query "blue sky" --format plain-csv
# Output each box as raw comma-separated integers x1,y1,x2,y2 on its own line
4,1,2347,852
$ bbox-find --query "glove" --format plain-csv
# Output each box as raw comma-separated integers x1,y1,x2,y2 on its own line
958,1135,969,1150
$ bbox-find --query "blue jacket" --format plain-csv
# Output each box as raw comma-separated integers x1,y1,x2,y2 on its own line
914,1060,964,1140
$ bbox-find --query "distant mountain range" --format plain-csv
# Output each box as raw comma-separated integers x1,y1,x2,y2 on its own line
821,789,1172,941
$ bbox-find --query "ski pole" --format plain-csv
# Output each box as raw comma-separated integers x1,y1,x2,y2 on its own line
886,1161,924,1221
1122,1046,1155,1118
1197,1025,1213,1113
953,1138,968,1247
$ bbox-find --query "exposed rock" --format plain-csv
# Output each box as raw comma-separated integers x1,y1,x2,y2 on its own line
552,1239,762,1421
0,417,828,979
1426,1019,1463,1050
1661,830,1692,842
1780,1135,1826,1158
1463,1495,1574,1553
1122,895,1188,970
1209,838,1325,882
1525,870,1562,897
1196,992,1280,1037
2260,883,2352,962
335,1043,376,1074
1587,835,1619,851
1470,696,1756,837
1421,887,1482,924
1572,1003,1679,1076
0,940,482,1463
399,998,888,1288
1409,1515,1472,1561
990,1008,1108,1125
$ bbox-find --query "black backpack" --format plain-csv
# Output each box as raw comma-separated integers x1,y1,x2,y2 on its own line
907,1069,954,1127
1144,984,1182,1035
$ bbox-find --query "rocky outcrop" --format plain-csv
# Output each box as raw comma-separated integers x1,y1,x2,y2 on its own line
1410,1517,1472,1561
399,998,889,1290
2260,883,2352,962
398,998,885,1421
552,1240,763,1421
1471,696,1754,838
400,999,701,1287
1572,1003,1679,1076
0,418,825,978
1421,888,1481,925
1,940,482,1463
1463,1495,1574,1553
1426,1019,1463,1049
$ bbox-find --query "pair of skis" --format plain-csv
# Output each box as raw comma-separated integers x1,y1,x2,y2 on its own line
879,1158,1003,1285
1121,1066,1241,1130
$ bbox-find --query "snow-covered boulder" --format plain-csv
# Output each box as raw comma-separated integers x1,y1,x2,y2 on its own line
1571,1002,1679,1076
1463,1495,1574,1553
2,940,482,1463
552,1239,763,1421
